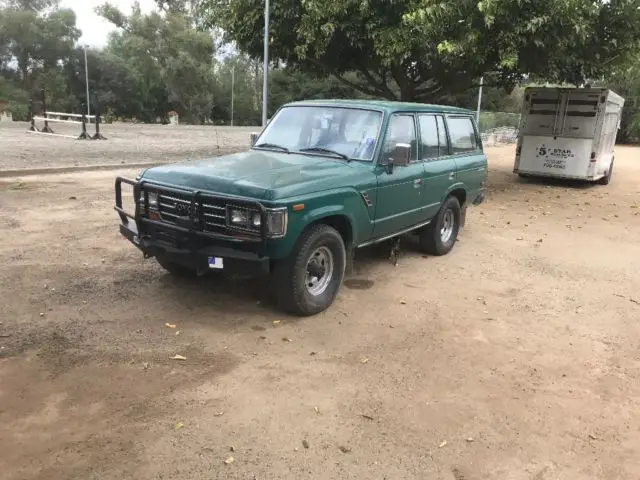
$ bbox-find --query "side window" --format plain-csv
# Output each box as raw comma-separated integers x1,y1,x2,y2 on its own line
382,114,418,162
436,116,450,156
447,116,479,154
418,115,439,160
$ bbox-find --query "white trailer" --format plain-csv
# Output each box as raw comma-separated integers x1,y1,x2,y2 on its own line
513,87,624,185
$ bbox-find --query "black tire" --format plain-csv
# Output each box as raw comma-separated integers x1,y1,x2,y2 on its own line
273,224,346,316
419,196,461,256
598,159,614,185
156,255,197,278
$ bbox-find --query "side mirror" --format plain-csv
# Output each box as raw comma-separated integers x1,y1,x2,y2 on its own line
392,143,411,166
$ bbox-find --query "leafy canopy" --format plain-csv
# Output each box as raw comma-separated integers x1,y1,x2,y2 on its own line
202,0,640,101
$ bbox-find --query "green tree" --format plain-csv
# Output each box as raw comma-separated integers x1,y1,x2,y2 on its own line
203,0,640,102
602,58,640,144
98,1,216,123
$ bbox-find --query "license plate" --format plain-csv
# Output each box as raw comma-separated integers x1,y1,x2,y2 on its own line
208,257,224,269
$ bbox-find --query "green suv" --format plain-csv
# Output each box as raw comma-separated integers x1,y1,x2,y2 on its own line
115,100,487,316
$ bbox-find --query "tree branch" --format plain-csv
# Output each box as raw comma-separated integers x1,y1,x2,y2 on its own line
355,63,396,99
306,58,392,98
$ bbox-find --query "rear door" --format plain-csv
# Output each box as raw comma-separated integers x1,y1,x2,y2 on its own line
446,115,486,197
417,114,457,220
372,113,426,238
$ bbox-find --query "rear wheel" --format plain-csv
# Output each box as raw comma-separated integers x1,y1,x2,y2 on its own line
156,255,197,278
419,196,461,256
273,224,346,316
598,158,614,185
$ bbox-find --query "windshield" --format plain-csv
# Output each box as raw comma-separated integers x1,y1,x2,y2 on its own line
254,106,383,161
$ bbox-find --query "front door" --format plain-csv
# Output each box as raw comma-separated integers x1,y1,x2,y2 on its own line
418,114,458,220
372,114,426,239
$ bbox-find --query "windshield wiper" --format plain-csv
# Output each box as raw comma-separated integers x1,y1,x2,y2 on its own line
253,142,290,153
298,147,349,160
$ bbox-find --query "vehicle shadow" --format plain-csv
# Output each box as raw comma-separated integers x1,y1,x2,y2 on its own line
516,174,599,190
153,235,426,318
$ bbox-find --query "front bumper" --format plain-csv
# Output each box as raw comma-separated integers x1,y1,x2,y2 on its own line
115,176,271,276
120,222,270,276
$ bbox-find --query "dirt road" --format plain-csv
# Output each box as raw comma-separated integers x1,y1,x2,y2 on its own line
1,146,639,479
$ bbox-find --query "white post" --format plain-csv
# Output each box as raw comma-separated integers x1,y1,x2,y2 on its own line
84,46,90,117
262,0,269,127
231,66,235,127
476,76,484,125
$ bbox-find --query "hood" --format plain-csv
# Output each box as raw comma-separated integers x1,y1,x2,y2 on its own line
140,150,367,200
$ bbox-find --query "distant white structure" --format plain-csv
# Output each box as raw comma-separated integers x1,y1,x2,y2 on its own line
0,110,12,123
168,111,179,126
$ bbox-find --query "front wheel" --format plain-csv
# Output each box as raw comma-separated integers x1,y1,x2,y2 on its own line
273,224,346,316
418,196,461,256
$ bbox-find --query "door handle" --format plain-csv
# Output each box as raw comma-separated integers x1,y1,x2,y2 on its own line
449,172,456,180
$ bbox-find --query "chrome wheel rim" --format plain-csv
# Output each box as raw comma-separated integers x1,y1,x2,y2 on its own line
305,246,334,296
440,209,455,243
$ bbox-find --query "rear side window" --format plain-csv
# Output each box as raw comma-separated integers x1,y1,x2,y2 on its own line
418,115,439,159
436,116,450,156
419,114,450,159
447,116,479,154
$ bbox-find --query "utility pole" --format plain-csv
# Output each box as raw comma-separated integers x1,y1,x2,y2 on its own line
261,0,269,127
476,76,484,125
231,66,235,126
83,45,90,117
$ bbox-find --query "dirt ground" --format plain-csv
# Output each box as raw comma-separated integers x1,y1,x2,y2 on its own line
0,121,254,170
1,145,640,480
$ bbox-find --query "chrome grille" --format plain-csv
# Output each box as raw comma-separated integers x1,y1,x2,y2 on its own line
156,191,227,233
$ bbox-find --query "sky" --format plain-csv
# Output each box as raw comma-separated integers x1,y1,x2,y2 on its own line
60,0,157,47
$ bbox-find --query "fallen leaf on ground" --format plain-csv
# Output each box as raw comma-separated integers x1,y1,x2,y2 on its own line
400,300,407,305
165,323,177,329
466,437,474,442
302,439,309,449
272,320,281,325
224,456,234,465
171,354,187,360
439,440,447,448
361,414,374,421
142,362,149,370
309,351,317,356
589,434,598,440
174,421,184,431
229,446,235,452
0,334,11,338
175,330,181,336
338,446,352,453
630,298,640,306
360,357,369,364
214,411,224,416
314,406,320,414
282,337,292,342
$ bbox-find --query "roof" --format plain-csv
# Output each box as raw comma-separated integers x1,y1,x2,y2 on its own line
284,98,473,115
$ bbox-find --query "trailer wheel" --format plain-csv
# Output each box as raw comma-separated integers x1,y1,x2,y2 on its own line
598,158,614,185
